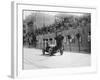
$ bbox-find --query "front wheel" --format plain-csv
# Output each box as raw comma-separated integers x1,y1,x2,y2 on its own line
49,48,53,56
42,49,45,55
60,49,63,55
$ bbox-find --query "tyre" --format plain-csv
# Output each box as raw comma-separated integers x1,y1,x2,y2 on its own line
49,48,52,56
42,49,45,55
60,49,63,55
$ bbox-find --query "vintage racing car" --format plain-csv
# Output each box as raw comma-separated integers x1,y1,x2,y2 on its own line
42,38,64,56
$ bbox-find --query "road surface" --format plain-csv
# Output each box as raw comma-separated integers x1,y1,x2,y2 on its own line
23,48,91,70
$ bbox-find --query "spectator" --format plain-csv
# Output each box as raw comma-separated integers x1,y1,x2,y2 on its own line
88,32,91,53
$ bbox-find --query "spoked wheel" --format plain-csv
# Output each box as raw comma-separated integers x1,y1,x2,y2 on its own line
49,48,53,56
60,47,63,55
42,49,45,55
